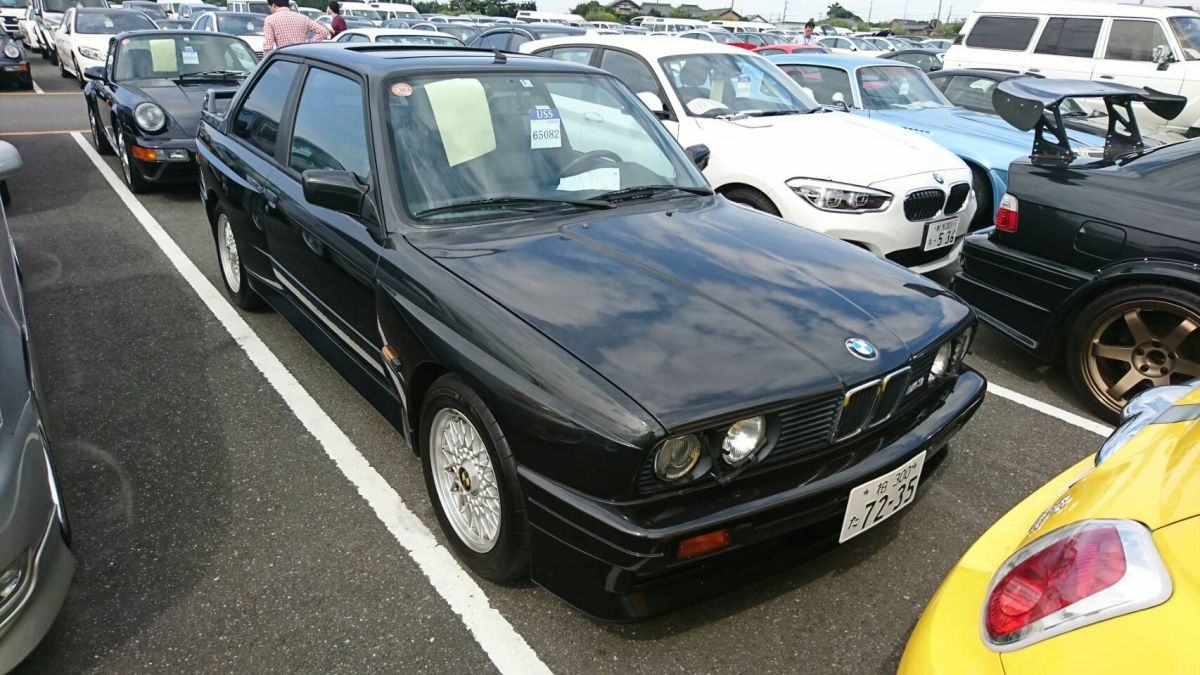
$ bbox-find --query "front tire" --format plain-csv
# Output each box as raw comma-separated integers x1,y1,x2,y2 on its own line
117,133,150,194
722,186,781,216
89,104,112,155
420,374,529,582
968,164,993,232
57,54,69,77
1066,284,1200,422
214,207,265,310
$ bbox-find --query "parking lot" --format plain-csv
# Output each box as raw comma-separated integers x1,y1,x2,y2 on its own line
3,60,1116,674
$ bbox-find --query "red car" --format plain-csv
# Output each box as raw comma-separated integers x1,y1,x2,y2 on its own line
753,44,830,55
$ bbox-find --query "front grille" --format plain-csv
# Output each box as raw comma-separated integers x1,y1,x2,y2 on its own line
944,183,970,214
886,243,959,268
771,394,843,460
904,188,945,221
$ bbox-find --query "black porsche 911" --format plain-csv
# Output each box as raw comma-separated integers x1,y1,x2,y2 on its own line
954,79,1197,422
82,30,258,192
198,44,986,620
0,31,32,90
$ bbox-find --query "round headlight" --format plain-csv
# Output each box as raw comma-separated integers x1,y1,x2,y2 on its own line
134,102,166,133
653,434,702,482
2,43,19,60
722,416,766,464
930,342,954,378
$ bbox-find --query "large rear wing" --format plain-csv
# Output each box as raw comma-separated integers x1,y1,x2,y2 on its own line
991,78,1187,166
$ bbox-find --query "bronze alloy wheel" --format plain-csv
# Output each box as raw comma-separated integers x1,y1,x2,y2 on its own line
1079,299,1200,417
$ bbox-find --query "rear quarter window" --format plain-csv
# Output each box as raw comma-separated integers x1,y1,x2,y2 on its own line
965,15,1040,51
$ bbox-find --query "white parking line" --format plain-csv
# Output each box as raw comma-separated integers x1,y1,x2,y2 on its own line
69,132,554,675
32,80,44,94
988,383,1113,437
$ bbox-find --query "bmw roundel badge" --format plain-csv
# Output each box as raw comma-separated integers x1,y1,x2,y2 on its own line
845,337,878,360
932,172,945,184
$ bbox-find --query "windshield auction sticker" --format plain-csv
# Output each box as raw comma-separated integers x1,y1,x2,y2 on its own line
529,106,561,149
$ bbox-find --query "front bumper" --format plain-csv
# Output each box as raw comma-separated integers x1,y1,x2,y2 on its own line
772,169,975,273
521,369,986,621
129,137,200,184
0,400,74,672
0,63,32,87
71,52,104,76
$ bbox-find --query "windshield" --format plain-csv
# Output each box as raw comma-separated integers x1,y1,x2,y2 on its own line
858,66,949,110
217,14,264,35
659,52,816,117
127,2,166,18
346,8,382,20
395,10,420,20
386,72,709,223
377,33,459,45
1171,16,1200,60
76,10,155,33
113,33,257,80
433,24,475,40
245,3,270,14
43,0,106,12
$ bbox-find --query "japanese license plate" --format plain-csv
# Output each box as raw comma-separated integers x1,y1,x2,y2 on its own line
838,451,926,543
922,217,959,252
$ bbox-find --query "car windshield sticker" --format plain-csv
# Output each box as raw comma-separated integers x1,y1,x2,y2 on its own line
520,79,533,88
390,82,412,97
148,38,177,72
529,106,561,149
557,167,619,192
735,74,751,98
424,77,496,167
181,45,200,65
686,98,724,115
103,17,114,28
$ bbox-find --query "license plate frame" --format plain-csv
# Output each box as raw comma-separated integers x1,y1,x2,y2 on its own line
838,451,926,543
922,217,959,252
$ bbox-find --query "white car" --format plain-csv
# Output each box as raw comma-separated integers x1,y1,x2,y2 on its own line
369,2,422,22
54,7,155,86
17,6,41,52
818,35,884,54
191,11,265,56
333,27,463,45
522,37,976,273
341,2,384,25
1,1,25,47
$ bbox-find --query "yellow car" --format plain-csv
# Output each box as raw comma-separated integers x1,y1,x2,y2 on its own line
900,383,1200,674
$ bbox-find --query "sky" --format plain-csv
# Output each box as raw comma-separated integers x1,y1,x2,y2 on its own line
533,0,1180,24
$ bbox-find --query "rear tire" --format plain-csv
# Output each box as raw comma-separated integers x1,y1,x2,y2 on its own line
57,56,69,78
213,207,265,310
722,187,781,216
968,164,993,232
420,374,530,582
1066,284,1200,423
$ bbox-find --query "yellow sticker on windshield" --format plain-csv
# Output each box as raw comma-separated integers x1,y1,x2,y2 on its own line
424,78,495,167
149,38,177,73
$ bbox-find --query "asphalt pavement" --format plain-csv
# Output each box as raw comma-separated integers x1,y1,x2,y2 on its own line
2,61,1112,675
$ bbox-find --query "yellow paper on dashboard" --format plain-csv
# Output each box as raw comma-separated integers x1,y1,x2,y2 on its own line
424,78,496,167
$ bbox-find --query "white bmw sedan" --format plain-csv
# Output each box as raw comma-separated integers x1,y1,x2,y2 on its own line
522,36,975,273
54,7,156,87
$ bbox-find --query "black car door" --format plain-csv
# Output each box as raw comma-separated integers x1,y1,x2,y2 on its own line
266,63,383,376
94,43,118,145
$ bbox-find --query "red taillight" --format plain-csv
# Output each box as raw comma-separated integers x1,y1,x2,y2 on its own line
994,193,1019,232
987,525,1125,640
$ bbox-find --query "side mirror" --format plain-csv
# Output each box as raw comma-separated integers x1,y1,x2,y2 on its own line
684,144,710,171
303,169,368,217
636,90,670,120
831,91,850,112
1153,44,1173,70
84,66,105,81
0,141,24,181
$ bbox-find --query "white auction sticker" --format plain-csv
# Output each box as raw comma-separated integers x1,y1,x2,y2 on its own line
529,107,561,149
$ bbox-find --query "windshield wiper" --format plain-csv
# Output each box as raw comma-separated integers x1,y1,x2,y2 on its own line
749,109,805,117
177,70,247,81
592,184,712,203
414,196,612,218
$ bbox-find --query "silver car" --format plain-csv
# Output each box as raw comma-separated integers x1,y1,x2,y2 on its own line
0,141,74,672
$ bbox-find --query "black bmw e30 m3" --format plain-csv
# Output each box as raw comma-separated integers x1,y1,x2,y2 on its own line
82,30,258,192
196,44,987,620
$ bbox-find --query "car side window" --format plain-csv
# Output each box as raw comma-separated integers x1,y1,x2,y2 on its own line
599,49,660,99
1034,17,1102,58
232,60,300,157
349,33,370,43
289,67,370,182
939,75,996,111
475,31,509,49
195,15,210,30
965,16,1040,51
1105,20,1169,61
509,32,531,49
544,46,593,64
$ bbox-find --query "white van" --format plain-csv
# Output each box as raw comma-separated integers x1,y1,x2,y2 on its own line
944,0,1200,136
370,3,422,22
707,19,775,33
515,10,585,26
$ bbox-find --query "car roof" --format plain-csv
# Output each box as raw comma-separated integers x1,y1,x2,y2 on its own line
927,68,1019,80
768,53,916,70
342,28,446,36
522,34,749,57
77,7,144,13
273,44,602,75
972,0,1197,19
209,12,261,19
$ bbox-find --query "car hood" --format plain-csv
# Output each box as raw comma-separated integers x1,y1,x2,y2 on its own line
68,33,115,52
413,198,970,428
128,79,241,136
870,106,1106,152
693,111,966,184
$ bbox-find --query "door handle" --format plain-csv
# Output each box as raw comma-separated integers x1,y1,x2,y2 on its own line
1099,74,1114,79
263,188,279,210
